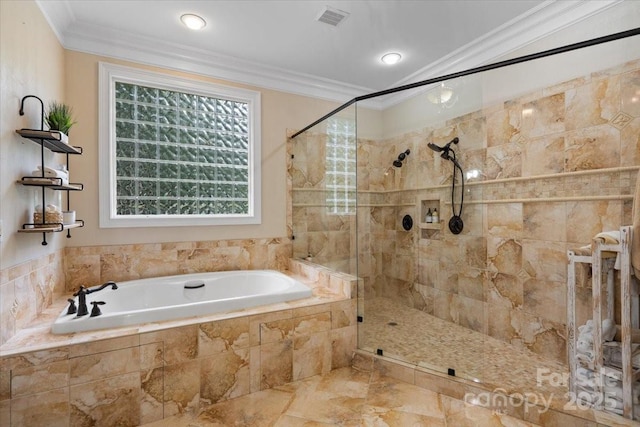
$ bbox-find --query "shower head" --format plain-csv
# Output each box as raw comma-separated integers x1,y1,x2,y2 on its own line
393,149,410,167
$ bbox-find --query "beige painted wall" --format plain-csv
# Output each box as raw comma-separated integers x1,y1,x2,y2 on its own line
0,0,66,269
64,51,340,247
0,0,344,262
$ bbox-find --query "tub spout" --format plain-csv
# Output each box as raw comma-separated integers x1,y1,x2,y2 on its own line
86,281,118,294
73,281,118,317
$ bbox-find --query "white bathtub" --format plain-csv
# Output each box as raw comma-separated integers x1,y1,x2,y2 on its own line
52,270,312,334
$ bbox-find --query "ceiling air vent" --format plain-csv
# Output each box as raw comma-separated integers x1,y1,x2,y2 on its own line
316,6,350,27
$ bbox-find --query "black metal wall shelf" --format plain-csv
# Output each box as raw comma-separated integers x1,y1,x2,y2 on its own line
15,129,82,154
16,95,85,245
18,220,85,233
19,177,83,191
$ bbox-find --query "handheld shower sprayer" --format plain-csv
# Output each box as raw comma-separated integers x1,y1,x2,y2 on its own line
393,149,410,167
427,137,465,234
427,137,459,155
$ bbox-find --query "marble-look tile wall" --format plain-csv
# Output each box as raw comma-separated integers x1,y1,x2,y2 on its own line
0,238,292,346
288,130,356,273
0,296,357,426
0,251,65,346
63,237,293,293
290,59,639,366
357,59,639,365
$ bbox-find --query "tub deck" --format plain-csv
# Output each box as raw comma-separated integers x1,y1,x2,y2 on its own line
0,267,351,358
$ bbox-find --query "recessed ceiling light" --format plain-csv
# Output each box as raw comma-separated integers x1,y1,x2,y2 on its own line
381,52,402,65
181,14,206,31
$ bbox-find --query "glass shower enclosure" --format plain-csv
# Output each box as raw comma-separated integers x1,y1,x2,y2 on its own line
290,27,640,414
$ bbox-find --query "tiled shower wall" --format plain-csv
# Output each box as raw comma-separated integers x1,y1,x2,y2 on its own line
289,132,356,273
357,59,639,364
291,59,639,366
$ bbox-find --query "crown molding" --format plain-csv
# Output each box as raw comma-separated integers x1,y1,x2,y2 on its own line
35,0,75,43
36,0,621,110
378,0,623,109
36,1,373,106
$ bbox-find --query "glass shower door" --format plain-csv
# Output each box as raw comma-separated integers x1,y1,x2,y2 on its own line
355,74,490,384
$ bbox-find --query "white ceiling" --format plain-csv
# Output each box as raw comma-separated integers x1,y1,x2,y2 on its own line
38,0,621,104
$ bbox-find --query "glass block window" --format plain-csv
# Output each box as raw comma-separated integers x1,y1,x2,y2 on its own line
326,117,356,215
99,63,261,228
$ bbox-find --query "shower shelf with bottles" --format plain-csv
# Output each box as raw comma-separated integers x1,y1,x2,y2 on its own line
418,198,442,239
15,95,84,245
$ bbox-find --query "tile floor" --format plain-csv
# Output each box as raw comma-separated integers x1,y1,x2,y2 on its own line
143,297,635,426
145,366,541,426
360,297,568,399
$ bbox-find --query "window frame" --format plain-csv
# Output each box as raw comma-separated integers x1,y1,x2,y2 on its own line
98,62,261,228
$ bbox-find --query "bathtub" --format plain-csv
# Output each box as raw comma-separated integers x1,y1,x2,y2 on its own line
51,270,312,334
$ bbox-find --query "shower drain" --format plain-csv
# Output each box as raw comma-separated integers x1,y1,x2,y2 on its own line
387,322,398,326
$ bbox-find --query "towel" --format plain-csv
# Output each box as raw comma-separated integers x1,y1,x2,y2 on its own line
602,318,617,342
592,231,622,269
593,231,621,246
576,350,595,363
31,165,69,185
603,345,640,369
633,171,640,278
603,383,640,403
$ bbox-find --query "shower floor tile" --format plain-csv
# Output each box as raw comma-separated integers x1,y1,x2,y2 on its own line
360,297,568,401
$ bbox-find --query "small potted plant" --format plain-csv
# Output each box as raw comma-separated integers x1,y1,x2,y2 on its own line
45,101,76,136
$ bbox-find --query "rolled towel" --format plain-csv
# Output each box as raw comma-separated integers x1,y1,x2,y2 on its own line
603,384,640,403
576,351,595,364
579,320,594,334
603,319,617,342
576,376,597,389
606,406,640,416
31,165,69,185
603,345,640,369
577,367,594,379
604,398,626,411
577,334,594,351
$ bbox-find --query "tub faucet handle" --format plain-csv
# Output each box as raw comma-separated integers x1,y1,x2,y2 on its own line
90,301,106,317
66,298,77,315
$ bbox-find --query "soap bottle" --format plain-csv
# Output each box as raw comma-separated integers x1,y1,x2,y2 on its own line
432,208,439,223
425,208,432,223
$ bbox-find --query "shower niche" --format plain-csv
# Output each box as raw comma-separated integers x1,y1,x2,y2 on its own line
418,198,442,239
